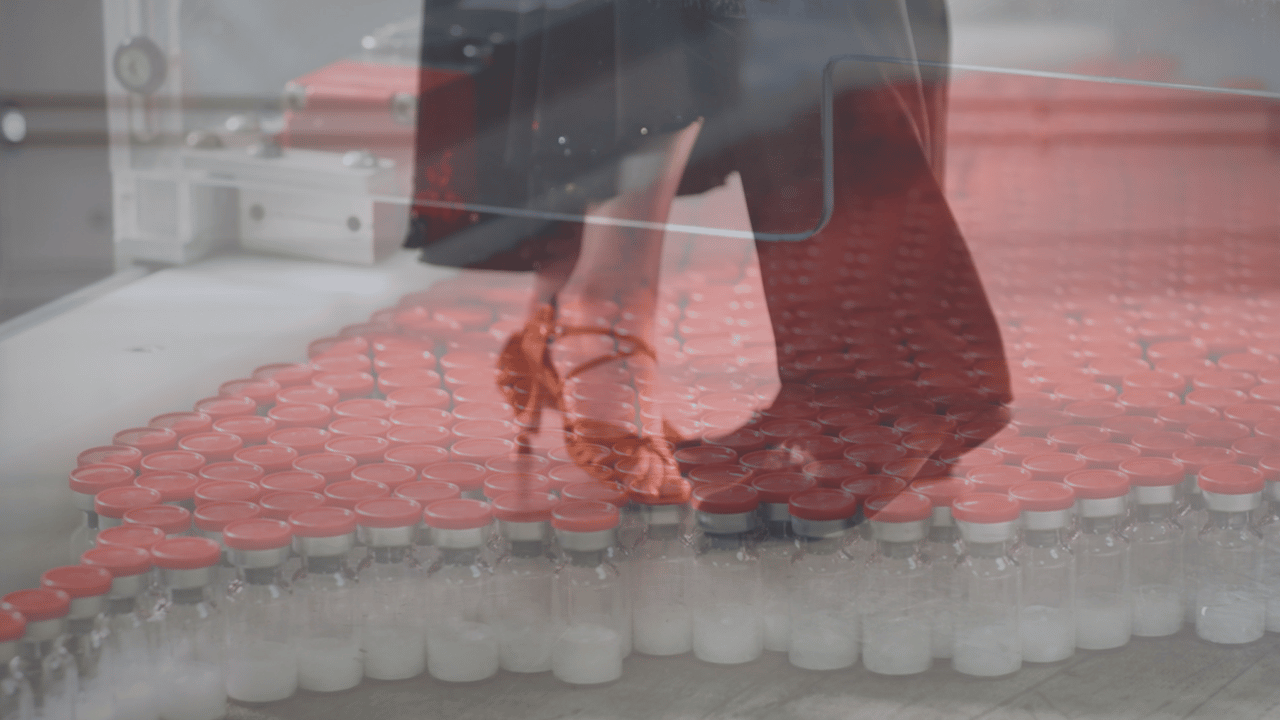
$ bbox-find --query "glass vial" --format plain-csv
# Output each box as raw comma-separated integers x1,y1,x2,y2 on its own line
1195,464,1266,645
149,537,227,720
551,500,627,685
222,518,298,703
911,477,974,660
860,491,933,675
288,507,364,692
355,498,428,681
1120,458,1186,637
0,607,32,720
750,473,815,653
80,546,160,720
1064,469,1133,651
786,488,859,671
489,491,560,674
38,566,116,720
630,497,694,657
690,484,764,665
422,499,500,682
2,589,78,720
192,501,264,595
951,493,1022,678
1259,474,1280,633
68,464,136,562
1008,482,1076,663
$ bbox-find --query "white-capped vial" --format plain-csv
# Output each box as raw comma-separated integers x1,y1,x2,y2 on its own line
222,518,298,703
951,493,1022,678
423,499,500,682
288,507,363,692
1064,470,1132,651
0,607,32,720
861,491,933,676
149,537,228,720
80,545,159,720
39,566,116,720
1258,470,1280,632
1119,457,1186,637
489,492,560,673
750,473,815,653
1008,482,1076,663
3,589,78,720
630,493,694,657
1195,464,1266,645
690,484,765,665
911,477,974,660
551,500,627,685
354,497,427,681
786,488,859,671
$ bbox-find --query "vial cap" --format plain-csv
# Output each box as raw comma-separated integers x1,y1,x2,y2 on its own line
259,491,327,521
751,472,816,503
1119,457,1185,487
1235,436,1280,460
123,505,191,535
1131,431,1196,455
222,518,293,551
1007,481,1075,511
277,385,341,408
909,477,975,507
312,372,376,399
194,480,261,506
69,464,135,496
1173,446,1239,473
351,463,418,489
561,481,629,508
864,491,932,523
310,354,372,374
197,462,265,485
451,437,517,463
386,387,451,410
1198,464,1265,495
151,537,222,570
484,473,551,500
134,471,199,503
423,498,493,530
1075,444,1141,469
148,412,213,437
252,362,314,387
328,417,393,438
673,445,739,468
324,435,390,463
178,432,244,460
788,488,859,521
801,459,868,488
113,427,179,454
324,479,391,509
951,493,1021,524
687,464,752,486
192,500,262,533
2,589,71,622
490,491,560,523
551,500,620,533
293,452,358,483
233,445,298,474
80,546,151,578
1186,421,1252,446
1063,469,1131,499
881,458,950,481
1046,425,1112,450
95,525,165,551
389,407,453,429
270,427,333,455
193,394,257,420
690,483,759,514
394,481,461,506
334,399,395,419
78,445,143,470
40,565,113,598
839,475,909,501
420,462,487,491
94,486,163,519
267,403,333,429
260,470,327,494
309,335,368,358
288,506,357,537
486,454,552,475
383,444,450,470
212,416,277,445
0,608,23,642
354,497,424,529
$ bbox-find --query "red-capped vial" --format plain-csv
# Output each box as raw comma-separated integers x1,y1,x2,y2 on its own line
373,350,437,373
1045,425,1111,453
860,490,933,674
387,387,452,410
950,493,1022,676
1075,443,1141,471
288,505,363,698
1233,436,1280,467
751,469,815,655
328,417,393,440
1099,415,1163,444
1007,481,1077,659
276,384,341,408
194,480,262,507
267,402,333,429
838,425,904,446
309,335,369,359
177,432,243,463
802,459,867,489
293,452,358,485
332,398,395,421
941,447,1005,474
382,444,450,472
148,411,214,439
197,461,265,486
78,445,143,471
1218,352,1280,375
1116,388,1181,417
1132,430,1196,458
68,463,137,557
139,450,207,477
881,458,949,482
311,354,372,375
114,426,179,455
258,490,327,522
324,479,391,510
192,500,262,577
482,472,551,501
4,587,77,706
1155,404,1220,433
312,372,376,401
841,444,907,474
1225,401,1280,427
194,394,257,421
40,565,113,631
269,427,332,457
219,377,282,411
350,463,419,492
324,435,391,466
1194,463,1266,644
1062,468,1133,649
450,437,518,466
352,494,429,681
232,444,298,475
966,465,1033,495
147,535,227,709
377,368,444,395
96,525,166,552
253,362,315,388
384,424,453,448
259,470,325,494
1186,388,1250,412
1186,420,1252,448
80,545,152,606
421,462,488,499
389,406,454,430
485,490,560,672
993,436,1057,465
212,415,277,447
95,486,164,530
703,427,767,455
688,483,763,665
135,470,200,509
485,453,551,476
220,516,298,702
124,504,192,537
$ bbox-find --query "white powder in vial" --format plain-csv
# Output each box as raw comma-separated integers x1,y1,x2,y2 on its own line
157,661,226,720
295,637,363,692
1075,600,1131,650
762,607,791,653
931,601,954,659
225,640,298,702
789,614,857,671
552,624,624,685
862,616,931,675
693,607,764,665
363,626,426,681
499,622,556,673
953,622,1021,677
427,619,500,682
1019,605,1074,663
1196,589,1265,645
632,604,692,656
1131,586,1183,637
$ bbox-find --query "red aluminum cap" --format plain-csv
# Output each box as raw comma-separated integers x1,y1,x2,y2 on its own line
687,464,752,486
1064,469,1131,499
1119,457,1185,487
490,492,560,523
1235,436,1280,461
267,403,333,429
351,463,418,489
386,425,453,448
212,416,277,445
840,475,909,500
1100,415,1165,442
383,444,450,470
1186,421,1252,447
311,354,372,375
484,473,552,500
222,518,293,551
864,491,931,523
551,500,620,533
193,395,257,421
95,525,165,551
77,445,143,470
882,458,950,481
194,480,261,506
386,387,451,410
123,505,191,536
258,491,327,521
148,412,213,438
1075,444,1141,469
802,459,869,488
1173,446,1239,473
113,427,178,454
276,385,340,408
994,436,1058,461
3,589,71,622
379,368,444,395
178,432,243,462
561,481,629,508
218,378,281,407
951,494,1021,524
450,438,516,463
354,497,423,529
134,471,199,503
1198,464,1265,495
94,486,163,519
69,464,135,496
328,417,393,438
41,565,113,598
1008,481,1075,511
252,362,314,387
486,454,552,475
151,537,222,570
334,398,395,420
233,445,298,474
260,470,326,494
324,479,391,509
910,477,976,507
751,472,817,503
0,608,23,642
198,462,265,485
192,501,262,533
423,498,493,530
140,450,206,475
309,335,368,358
79,546,151,578
966,465,1034,494
788,488,859,521
1132,431,1196,456
288,506,358,537
691,483,759,514
838,426,904,446
420,462,487,491
1046,425,1112,451
293,452,358,484
324,436,390,464
395,481,461,506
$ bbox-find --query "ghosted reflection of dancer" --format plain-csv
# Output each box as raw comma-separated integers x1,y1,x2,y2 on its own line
416,0,1010,503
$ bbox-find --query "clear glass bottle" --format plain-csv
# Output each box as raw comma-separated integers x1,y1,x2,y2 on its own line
839,476,909,565
786,488,859,671
1064,469,1132,651
68,464,136,562
80,545,160,720
630,498,693,657
1008,482,1076,663
1119,457,1186,637
690,484,764,665
149,537,227,720
38,567,116,720
911,476,974,660
2,589,78,720
221,518,298,703
860,491,933,675
489,492,560,673
0,607,33,720
287,507,364,692
750,473,814,653
551,500,627,685
422,499,500,682
393,480,462,570
192,501,264,594
354,497,427,681
1259,475,1280,633
1173,446,1231,625
1195,464,1266,644
95,487,164,532
94,525,167,612
951,493,1022,678
559,482,633,656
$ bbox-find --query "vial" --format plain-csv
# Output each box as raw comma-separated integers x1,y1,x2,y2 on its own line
68,464,136,561
489,491,560,673
354,498,428,681
784,488,859,671
749,473,814,653
80,545,159,720
1258,469,1280,632
1195,464,1266,644
1119,457,1186,637
1064,469,1132,650
558,482,633,656
2,588,77,720
1007,482,1076,663
221,518,298,703
859,491,933,675
423,499,500,683
551,501,627,685
1173,445,1234,624
629,488,694,657
288,507,364,692
910,476,974,659
192,501,263,591
95,487,164,531
951,493,1022,678
0,607,32,720
149,537,227,720
690,484,764,665
38,566,116,720
393,481,461,563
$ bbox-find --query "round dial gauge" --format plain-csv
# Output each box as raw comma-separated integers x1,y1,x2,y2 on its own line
113,37,167,95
